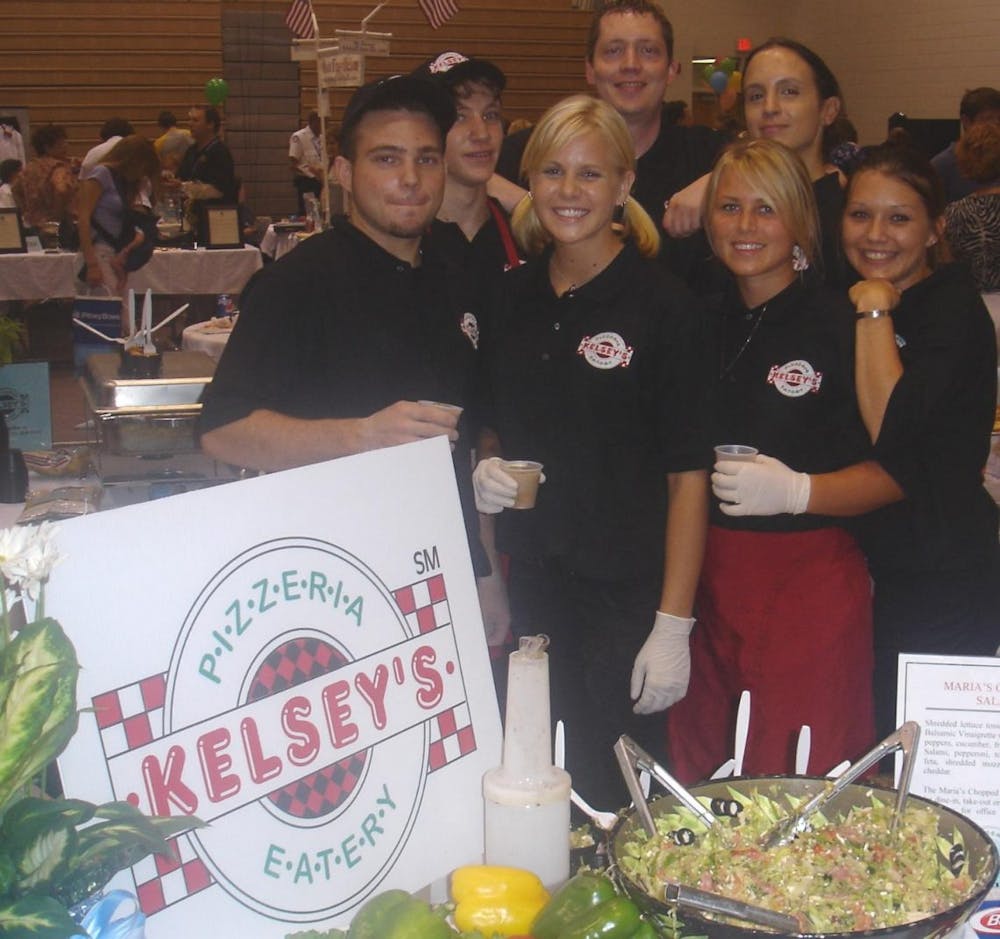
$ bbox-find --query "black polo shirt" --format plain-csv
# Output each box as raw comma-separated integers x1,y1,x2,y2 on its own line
197,216,488,572
855,264,999,574
482,241,708,582
709,279,872,531
178,136,238,203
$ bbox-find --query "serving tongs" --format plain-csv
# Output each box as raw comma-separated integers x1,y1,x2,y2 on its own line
614,737,804,933
614,735,716,836
759,720,921,850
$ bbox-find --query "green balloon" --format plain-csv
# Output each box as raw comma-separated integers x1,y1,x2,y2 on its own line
205,77,229,106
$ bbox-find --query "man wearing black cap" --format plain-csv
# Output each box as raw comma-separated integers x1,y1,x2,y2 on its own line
198,76,487,571
414,52,523,282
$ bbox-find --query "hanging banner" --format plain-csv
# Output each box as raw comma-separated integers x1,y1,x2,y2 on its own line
49,436,501,936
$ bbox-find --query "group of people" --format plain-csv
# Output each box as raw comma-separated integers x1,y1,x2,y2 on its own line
196,0,999,808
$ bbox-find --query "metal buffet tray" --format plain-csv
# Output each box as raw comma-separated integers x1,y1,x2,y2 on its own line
80,350,217,412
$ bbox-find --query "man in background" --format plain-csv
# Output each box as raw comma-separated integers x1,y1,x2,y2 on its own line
80,117,134,174
153,110,192,159
289,110,324,216
494,0,721,282
178,105,238,235
932,87,1000,202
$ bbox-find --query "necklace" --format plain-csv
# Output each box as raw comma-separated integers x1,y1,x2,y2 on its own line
719,303,767,381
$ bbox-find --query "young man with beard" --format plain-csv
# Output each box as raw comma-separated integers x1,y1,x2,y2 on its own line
198,77,487,573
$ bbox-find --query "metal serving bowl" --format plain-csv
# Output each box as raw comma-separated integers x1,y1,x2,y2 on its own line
610,776,999,939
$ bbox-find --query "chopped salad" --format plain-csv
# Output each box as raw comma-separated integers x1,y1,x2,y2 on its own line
618,786,982,933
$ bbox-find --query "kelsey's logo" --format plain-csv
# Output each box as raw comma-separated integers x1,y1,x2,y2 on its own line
97,538,468,923
577,331,634,369
767,359,823,397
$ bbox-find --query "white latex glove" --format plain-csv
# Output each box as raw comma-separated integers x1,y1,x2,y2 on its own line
712,454,811,516
472,457,518,513
630,612,695,715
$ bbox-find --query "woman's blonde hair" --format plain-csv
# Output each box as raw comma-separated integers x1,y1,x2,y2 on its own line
511,95,660,258
703,137,820,271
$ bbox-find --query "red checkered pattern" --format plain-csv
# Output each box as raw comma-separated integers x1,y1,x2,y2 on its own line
132,833,213,915
393,575,478,772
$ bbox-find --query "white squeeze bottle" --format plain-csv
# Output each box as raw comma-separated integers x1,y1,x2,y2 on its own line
483,634,571,888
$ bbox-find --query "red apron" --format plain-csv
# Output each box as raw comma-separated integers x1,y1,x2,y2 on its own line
667,525,875,784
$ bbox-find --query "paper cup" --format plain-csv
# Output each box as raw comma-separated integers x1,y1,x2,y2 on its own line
714,444,759,462
503,460,543,509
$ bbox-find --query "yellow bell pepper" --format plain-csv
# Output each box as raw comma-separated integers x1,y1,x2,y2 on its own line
451,864,550,936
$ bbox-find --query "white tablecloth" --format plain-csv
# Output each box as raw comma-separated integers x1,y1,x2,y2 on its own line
259,225,315,260
181,321,232,361
0,246,263,301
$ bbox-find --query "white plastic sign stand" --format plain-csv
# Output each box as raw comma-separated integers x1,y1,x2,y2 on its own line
897,652,1000,928
48,437,502,936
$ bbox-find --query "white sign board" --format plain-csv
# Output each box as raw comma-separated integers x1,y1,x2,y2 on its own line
48,437,502,936
319,52,364,89
335,30,391,56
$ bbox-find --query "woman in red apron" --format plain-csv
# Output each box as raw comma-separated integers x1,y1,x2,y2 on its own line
666,138,891,783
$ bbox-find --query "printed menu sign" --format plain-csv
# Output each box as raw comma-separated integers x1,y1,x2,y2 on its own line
48,437,502,936
898,653,1000,899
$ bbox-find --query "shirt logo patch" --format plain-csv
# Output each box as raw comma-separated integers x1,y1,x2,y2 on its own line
460,311,479,349
767,359,823,397
577,332,634,369
429,52,469,74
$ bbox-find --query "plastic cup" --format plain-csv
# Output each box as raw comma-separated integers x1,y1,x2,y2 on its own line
418,400,464,418
503,460,543,509
714,444,759,462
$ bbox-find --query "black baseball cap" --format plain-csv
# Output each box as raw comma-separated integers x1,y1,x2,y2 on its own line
410,52,506,95
339,75,457,148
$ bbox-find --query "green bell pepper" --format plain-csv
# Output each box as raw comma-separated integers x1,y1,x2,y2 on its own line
531,872,648,939
347,888,453,939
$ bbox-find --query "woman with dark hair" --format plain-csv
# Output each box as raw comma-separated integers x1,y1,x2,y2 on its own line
844,143,1000,736
473,95,708,807
664,38,851,285
666,138,888,783
11,123,77,230
75,135,161,312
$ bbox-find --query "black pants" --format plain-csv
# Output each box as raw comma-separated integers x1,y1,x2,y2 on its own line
872,555,1000,740
294,175,322,216
507,557,663,812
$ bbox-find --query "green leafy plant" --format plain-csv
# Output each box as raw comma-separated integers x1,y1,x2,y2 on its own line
0,316,27,367
0,524,201,938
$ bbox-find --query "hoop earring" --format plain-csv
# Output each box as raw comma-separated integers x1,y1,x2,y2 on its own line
792,244,810,272
610,200,626,236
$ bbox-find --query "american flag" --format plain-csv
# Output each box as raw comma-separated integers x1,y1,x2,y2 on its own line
285,0,316,39
418,0,459,29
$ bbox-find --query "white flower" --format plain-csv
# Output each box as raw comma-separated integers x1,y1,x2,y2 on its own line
0,523,61,600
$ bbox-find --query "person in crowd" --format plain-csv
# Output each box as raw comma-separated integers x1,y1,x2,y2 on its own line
844,144,1000,736
666,138,889,783
177,105,238,235
289,111,324,216
75,135,161,312
0,119,26,165
0,159,21,209
11,123,78,231
945,121,1000,293
711,143,1000,743
412,51,523,679
664,38,851,287
931,87,1000,203
197,76,488,577
153,110,192,158
80,117,135,175
494,0,722,283
473,95,708,807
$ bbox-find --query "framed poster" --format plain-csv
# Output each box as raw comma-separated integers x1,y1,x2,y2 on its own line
0,207,26,253
200,205,243,249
